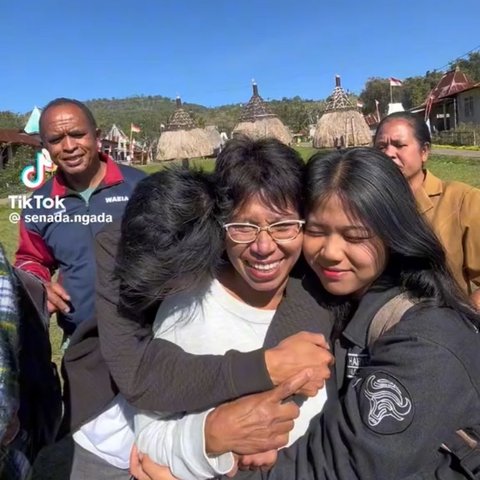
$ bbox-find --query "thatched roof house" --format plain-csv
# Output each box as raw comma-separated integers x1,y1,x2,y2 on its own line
156,97,214,161
204,125,225,155
233,82,292,145
313,76,371,148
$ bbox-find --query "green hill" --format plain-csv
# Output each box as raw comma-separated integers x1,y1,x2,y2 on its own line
1,94,328,144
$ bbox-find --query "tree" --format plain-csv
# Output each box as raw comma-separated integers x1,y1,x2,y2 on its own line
359,78,390,116
270,98,309,132
0,145,36,197
450,51,480,82
400,71,443,109
0,111,23,129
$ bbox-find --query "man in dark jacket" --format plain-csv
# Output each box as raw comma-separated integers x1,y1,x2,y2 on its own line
14,98,146,338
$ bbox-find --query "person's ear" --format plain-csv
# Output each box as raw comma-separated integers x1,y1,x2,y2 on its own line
421,142,430,164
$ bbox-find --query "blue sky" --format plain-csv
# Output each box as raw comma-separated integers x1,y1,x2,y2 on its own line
2,0,478,114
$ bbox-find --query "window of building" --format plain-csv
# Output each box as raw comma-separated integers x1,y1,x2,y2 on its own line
464,96,474,117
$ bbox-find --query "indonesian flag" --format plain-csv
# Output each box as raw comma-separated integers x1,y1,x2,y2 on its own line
389,77,403,87
356,101,364,108
131,123,141,133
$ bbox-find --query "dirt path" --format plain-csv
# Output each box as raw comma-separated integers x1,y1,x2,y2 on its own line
432,148,480,159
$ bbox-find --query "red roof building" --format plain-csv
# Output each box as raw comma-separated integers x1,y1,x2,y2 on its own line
0,129,41,168
428,69,474,103
424,68,479,131
0,129,41,147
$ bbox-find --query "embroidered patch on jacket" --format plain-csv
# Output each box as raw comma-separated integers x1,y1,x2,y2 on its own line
359,372,413,434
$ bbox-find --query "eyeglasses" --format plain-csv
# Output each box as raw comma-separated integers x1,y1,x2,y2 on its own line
223,220,305,244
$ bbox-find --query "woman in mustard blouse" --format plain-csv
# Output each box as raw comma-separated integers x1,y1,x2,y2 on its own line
374,111,480,308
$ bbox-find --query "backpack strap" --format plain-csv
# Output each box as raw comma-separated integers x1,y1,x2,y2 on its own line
441,430,480,479
13,268,49,330
367,292,415,347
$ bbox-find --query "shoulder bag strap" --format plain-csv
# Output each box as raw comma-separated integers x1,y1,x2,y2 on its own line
367,292,415,348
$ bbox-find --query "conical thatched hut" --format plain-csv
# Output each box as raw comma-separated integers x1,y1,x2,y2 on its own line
233,82,292,145
313,76,371,148
156,97,214,161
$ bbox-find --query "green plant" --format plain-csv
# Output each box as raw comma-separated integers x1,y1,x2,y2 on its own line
0,145,36,197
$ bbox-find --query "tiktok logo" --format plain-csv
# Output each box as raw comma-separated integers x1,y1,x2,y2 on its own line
20,149,56,189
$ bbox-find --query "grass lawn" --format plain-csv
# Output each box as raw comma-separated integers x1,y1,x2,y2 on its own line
427,155,480,187
1,151,479,478
138,156,216,174
0,208,20,260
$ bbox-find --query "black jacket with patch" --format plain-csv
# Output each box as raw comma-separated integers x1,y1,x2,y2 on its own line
233,285,480,479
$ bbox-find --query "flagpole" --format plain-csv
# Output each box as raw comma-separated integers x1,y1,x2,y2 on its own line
129,124,134,163
131,124,135,159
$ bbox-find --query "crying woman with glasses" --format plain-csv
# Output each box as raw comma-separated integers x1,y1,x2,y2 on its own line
84,135,333,480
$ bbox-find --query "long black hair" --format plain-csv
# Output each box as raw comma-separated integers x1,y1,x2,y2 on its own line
115,166,223,320
304,147,479,329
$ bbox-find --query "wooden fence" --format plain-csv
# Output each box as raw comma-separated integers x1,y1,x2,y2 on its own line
432,130,478,146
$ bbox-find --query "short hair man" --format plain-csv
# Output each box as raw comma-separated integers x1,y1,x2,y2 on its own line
14,98,146,338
